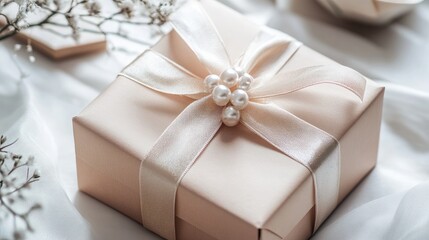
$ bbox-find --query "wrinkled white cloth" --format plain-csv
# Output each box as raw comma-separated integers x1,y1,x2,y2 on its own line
0,0,429,239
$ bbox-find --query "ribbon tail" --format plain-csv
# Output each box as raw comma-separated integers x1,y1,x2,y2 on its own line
241,102,341,232
139,96,222,240
249,65,366,101
237,26,302,83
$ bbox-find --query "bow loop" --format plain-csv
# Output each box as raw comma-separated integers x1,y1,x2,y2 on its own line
237,27,302,84
121,50,205,96
249,65,366,101
169,1,231,74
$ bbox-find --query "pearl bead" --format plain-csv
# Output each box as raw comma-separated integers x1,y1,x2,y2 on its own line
204,74,220,92
222,106,240,127
238,73,253,91
212,85,231,106
233,66,245,77
220,68,239,88
231,89,249,110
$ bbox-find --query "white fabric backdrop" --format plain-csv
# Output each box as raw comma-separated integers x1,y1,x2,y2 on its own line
0,0,428,239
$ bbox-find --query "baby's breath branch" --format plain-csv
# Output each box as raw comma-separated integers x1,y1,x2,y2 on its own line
0,135,41,240
0,138,18,153
0,0,177,43
39,22,153,45
4,172,40,196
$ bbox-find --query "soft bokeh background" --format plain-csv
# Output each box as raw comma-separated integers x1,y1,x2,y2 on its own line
0,0,428,239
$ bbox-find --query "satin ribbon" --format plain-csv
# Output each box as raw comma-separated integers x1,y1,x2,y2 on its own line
119,1,367,239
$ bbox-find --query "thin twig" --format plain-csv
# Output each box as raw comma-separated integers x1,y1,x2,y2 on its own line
0,136,41,237
5,178,40,196
0,138,19,153
0,0,176,43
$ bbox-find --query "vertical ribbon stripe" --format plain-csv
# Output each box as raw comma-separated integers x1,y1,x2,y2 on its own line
140,96,222,240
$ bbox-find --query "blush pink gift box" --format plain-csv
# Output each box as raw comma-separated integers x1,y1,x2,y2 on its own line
73,0,384,239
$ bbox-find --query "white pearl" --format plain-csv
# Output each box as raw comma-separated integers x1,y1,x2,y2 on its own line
220,68,239,88
204,74,220,92
233,66,245,77
231,89,249,110
238,73,253,91
212,85,231,106
222,106,240,127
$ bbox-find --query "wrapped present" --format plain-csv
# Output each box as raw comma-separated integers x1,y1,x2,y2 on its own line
73,0,384,239
315,0,423,24
0,7,106,59
11,27,106,60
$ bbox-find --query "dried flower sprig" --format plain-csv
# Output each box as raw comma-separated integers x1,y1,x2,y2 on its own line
0,0,177,43
0,135,41,240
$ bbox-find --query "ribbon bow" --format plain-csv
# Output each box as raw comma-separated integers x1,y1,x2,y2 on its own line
119,1,366,239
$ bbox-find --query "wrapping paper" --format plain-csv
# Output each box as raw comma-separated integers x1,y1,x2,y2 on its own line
73,1,383,239
0,0,428,239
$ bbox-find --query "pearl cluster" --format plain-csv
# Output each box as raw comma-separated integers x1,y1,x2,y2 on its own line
204,67,253,127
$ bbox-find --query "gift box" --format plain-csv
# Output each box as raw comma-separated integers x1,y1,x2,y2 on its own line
10,27,106,60
20,29,106,60
0,7,106,59
315,0,423,25
73,0,384,239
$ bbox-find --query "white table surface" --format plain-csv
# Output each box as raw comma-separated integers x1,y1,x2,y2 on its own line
1,0,428,239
